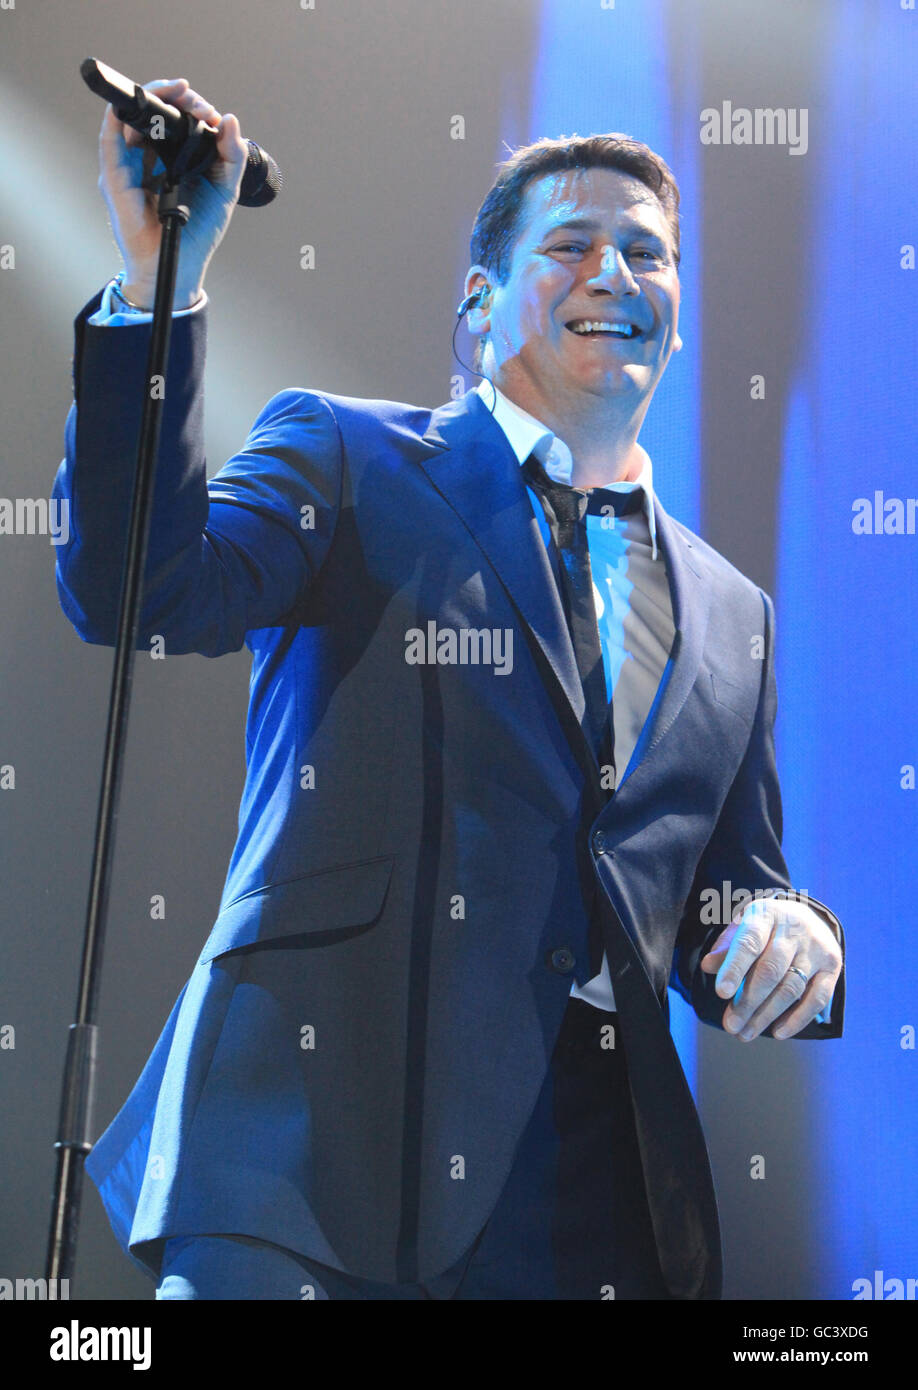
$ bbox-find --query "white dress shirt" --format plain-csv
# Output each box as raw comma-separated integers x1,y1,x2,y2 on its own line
476,379,675,1011
88,279,207,326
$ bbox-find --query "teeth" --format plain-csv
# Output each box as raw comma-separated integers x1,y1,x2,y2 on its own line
570,321,636,336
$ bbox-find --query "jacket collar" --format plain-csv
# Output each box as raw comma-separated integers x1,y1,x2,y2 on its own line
475,379,659,561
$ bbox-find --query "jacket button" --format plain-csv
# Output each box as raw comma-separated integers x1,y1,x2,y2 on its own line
549,947,576,974
592,830,607,854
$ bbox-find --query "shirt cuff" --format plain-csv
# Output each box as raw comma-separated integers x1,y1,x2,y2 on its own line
87,279,209,326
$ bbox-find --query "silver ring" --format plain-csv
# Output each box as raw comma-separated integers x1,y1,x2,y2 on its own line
787,965,809,984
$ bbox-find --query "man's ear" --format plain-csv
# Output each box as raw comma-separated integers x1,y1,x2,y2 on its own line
463,265,492,330
673,330,683,352
464,264,489,297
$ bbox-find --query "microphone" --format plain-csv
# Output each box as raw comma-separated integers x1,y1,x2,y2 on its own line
81,58,282,208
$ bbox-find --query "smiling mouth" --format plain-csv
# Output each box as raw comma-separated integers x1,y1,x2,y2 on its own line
565,319,643,340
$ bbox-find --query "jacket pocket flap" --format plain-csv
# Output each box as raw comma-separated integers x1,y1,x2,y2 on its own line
198,855,395,963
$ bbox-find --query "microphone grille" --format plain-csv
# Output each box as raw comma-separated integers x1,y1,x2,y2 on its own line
238,140,283,208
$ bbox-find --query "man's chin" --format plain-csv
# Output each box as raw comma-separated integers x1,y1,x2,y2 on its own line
571,366,651,398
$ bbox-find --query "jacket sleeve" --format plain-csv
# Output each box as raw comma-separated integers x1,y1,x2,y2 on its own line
52,288,342,657
669,588,846,1039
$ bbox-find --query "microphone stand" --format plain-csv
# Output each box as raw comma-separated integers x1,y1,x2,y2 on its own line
45,125,215,1286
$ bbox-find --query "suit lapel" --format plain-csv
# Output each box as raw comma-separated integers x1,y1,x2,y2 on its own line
618,497,712,793
414,391,590,742
410,389,711,788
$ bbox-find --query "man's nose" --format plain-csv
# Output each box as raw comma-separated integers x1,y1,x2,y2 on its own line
588,245,639,295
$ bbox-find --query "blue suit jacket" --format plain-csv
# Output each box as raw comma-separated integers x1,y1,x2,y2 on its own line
54,289,844,1299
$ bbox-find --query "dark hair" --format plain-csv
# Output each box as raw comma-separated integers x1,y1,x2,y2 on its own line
467,132,681,371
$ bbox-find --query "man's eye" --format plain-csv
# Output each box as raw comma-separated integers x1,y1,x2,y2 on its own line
550,242,586,254
630,249,659,260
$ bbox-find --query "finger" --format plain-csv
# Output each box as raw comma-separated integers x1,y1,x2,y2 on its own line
99,106,151,192
168,84,223,131
721,934,797,1029
123,79,192,147
139,142,166,195
137,77,192,112
133,82,208,158
700,941,732,973
713,904,775,999
215,113,249,171
699,946,726,972
726,958,812,1039
699,923,736,971
770,968,838,1039
99,79,188,174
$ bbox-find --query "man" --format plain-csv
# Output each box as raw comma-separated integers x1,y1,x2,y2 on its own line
53,80,845,1300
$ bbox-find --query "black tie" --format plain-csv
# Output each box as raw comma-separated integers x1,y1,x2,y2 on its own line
522,453,644,784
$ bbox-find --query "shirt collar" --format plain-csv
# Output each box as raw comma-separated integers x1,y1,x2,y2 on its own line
476,379,658,560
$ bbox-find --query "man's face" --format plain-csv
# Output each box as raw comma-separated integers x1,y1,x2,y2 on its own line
467,166,682,415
